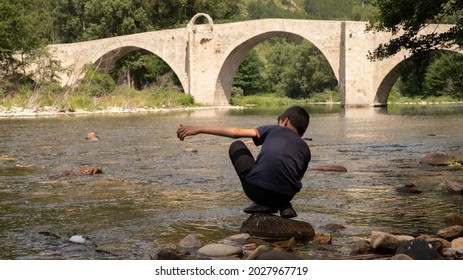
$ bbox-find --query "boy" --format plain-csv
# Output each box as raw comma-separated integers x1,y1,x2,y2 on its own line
176,106,311,218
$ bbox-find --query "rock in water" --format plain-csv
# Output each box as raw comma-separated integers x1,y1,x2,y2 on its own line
419,151,455,166
395,239,443,260
240,214,315,242
69,235,86,244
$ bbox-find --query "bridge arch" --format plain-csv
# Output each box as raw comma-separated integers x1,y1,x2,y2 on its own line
216,32,338,103
374,49,463,105
90,44,186,92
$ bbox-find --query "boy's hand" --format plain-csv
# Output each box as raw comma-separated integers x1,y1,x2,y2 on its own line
177,124,198,141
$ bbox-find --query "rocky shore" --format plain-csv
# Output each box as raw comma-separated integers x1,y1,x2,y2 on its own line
0,105,242,117
145,211,463,260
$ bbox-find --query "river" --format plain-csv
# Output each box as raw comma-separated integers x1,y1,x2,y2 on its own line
1,104,462,259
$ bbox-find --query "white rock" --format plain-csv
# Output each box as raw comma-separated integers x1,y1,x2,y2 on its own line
69,235,86,244
197,243,242,257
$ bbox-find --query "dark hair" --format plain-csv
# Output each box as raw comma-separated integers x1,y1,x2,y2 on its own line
279,106,310,136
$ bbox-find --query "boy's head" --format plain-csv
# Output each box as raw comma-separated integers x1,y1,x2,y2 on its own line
278,106,310,136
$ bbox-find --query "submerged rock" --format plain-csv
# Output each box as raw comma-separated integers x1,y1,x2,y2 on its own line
444,213,463,226
85,132,100,141
440,180,463,194
256,250,302,260
309,165,347,172
240,214,315,242
419,151,456,166
395,183,423,194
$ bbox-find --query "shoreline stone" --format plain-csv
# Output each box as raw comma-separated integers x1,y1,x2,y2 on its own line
0,105,243,118
240,214,315,242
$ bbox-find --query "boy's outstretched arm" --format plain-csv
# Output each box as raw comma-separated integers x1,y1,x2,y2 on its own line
177,124,257,141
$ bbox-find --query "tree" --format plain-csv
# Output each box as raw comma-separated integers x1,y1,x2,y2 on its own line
367,0,463,60
423,52,463,98
0,0,50,94
233,49,268,95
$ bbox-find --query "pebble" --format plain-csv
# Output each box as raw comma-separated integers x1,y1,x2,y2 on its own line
69,235,86,244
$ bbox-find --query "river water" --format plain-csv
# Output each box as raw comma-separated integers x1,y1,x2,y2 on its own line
1,104,462,259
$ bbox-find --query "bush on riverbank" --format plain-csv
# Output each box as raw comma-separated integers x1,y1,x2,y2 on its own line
230,89,341,107
0,84,195,111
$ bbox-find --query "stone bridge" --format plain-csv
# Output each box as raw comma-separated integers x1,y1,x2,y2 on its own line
46,14,455,106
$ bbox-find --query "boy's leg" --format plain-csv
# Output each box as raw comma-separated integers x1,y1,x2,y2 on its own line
228,140,255,181
229,141,277,214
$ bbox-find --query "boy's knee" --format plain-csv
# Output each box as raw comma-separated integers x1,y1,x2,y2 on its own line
229,140,246,154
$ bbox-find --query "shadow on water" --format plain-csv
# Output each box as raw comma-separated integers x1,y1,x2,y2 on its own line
1,104,463,259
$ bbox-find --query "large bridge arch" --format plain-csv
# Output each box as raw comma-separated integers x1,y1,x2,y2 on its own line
188,18,342,105
47,28,189,91
90,45,186,91
373,50,463,106
215,31,339,103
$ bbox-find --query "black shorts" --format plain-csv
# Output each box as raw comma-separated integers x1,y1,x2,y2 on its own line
228,140,293,208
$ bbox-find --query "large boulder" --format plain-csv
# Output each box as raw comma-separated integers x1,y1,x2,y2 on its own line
370,231,414,253
395,239,443,260
240,214,315,242
437,225,463,241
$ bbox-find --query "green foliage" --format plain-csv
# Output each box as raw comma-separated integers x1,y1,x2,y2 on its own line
114,51,180,90
233,49,269,95
75,65,117,97
424,52,463,98
367,0,463,60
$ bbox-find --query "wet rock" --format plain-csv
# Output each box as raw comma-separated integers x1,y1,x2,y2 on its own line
256,250,302,260
79,167,103,175
85,132,100,141
419,151,455,166
370,231,414,253
309,165,347,172
416,235,450,254
221,233,252,247
451,237,463,249
322,223,346,231
395,239,443,260
197,243,242,258
444,213,463,226
313,233,332,245
349,240,372,256
391,254,413,260
240,214,315,242
272,237,298,250
442,248,463,260
437,225,463,241
245,245,270,260
69,235,86,244
177,234,202,255
440,180,463,194
395,183,422,194
152,248,185,260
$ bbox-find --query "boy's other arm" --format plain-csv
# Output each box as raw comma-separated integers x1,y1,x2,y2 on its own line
177,124,257,141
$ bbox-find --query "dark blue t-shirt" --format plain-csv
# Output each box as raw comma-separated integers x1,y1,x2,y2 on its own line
246,125,311,195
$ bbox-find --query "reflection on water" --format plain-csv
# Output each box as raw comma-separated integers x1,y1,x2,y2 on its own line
1,104,463,259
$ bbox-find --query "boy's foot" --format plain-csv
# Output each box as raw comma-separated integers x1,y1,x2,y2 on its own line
280,203,297,219
243,203,278,214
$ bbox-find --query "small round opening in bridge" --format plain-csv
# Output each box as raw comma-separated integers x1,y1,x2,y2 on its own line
188,13,214,32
